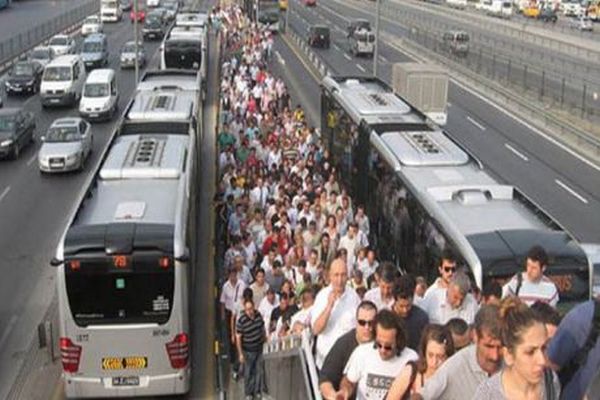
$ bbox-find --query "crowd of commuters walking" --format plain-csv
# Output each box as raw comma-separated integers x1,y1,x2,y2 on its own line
213,5,600,400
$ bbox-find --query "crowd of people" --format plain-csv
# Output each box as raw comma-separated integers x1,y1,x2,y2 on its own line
213,5,600,400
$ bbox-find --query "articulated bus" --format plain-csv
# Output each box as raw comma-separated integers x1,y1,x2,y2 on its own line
52,69,201,397
321,76,592,310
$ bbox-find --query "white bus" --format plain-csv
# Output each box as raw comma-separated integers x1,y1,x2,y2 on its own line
100,0,122,22
52,70,201,398
160,26,207,86
321,76,592,310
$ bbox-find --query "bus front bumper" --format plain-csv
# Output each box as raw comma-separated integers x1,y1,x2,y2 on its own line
63,368,190,398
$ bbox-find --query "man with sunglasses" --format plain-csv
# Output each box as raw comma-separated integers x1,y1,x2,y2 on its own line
338,310,418,400
422,249,458,301
319,301,378,400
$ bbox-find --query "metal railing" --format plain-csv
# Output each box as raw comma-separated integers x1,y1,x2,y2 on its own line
263,330,322,400
0,0,98,68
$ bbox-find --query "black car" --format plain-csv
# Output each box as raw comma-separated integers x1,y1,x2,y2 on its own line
309,25,330,48
539,7,558,23
0,108,36,160
143,11,169,39
4,61,43,95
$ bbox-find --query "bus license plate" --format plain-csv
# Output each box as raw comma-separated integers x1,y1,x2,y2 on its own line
112,376,139,386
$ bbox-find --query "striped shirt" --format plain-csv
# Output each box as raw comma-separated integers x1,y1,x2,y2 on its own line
502,273,559,307
236,311,266,352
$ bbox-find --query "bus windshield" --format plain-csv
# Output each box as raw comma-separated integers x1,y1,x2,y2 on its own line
165,40,201,69
65,255,174,326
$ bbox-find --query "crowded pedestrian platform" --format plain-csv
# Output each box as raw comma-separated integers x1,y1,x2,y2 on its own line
213,5,599,400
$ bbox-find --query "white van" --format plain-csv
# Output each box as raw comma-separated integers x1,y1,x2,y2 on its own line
79,68,119,121
40,55,86,108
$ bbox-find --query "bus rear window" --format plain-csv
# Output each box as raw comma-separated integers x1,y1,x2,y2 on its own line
65,255,174,326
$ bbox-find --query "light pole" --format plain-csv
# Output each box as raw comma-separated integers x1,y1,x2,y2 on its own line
133,0,140,83
373,0,381,77
285,0,290,33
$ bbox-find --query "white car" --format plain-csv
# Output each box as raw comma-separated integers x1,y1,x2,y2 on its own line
81,16,104,36
571,16,593,31
38,118,93,173
29,46,56,69
147,0,160,7
48,34,76,56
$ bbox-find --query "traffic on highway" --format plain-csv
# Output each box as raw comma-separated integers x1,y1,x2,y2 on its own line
0,0,600,398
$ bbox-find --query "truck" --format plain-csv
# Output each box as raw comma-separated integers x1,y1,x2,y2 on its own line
348,25,375,57
392,63,449,126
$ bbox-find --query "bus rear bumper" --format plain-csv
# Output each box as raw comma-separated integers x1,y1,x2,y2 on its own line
63,368,190,398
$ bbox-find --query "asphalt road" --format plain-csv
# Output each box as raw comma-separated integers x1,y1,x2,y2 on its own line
0,15,163,399
0,0,94,42
286,0,600,243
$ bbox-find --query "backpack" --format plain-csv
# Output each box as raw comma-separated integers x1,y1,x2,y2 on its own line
558,299,600,388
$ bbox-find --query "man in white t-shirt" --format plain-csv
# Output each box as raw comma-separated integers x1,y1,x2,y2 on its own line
502,245,559,307
423,249,458,300
423,271,479,325
311,258,361,368
338,223,361,266
258,288,279,335
364,262,397,311
339,310,418,400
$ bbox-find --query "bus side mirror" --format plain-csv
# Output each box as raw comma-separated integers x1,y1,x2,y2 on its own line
50,258,63,267
175,248,190,263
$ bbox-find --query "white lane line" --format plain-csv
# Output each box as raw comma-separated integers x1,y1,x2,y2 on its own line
275,50,286,65
333,44,342,52
0,315,17,349
344,53,352,61
447,102,453,107
0,186,10,203
357,63,366,72
27,153,37,167
555,179,589,204
321,3,350,22
466,116,486,131
504,143,529,162
379,55,388,63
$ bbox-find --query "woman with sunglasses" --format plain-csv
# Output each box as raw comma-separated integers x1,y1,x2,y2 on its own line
385,324,455,400
473,297,559,400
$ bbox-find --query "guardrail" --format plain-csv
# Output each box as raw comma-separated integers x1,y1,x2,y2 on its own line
0,0,98,71
388,0,600,63
263,330,322,400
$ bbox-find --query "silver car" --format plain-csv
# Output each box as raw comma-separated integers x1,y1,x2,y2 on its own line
38,118,93,173
120,41,146,69
29,46,56,69
48,34,76,56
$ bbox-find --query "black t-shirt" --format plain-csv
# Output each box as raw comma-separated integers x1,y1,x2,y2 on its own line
318,328,359,398
402,305,429,350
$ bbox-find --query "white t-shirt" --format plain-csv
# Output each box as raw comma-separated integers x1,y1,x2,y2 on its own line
422,289,479,325
502,272,559,307
311,285,361,368
258,295,280,334
344,343,419,400
220,279,247,313
364,287,395,311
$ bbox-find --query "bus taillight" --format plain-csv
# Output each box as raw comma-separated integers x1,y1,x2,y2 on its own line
159,256,171,269
165,333,189,369
68,260,81,271
60,337,82,373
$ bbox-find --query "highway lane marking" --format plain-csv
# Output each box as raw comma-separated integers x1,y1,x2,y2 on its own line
27,153,37,167
321,3,350,23
555,179,589,205
379,55,389,63
333,44,342,52
447,102,452,107
357,64,366,72
504,143,529,162
275,50,286,65
0,186,10,203
0,315,18,349
344,53,352,61
466,116,486,131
